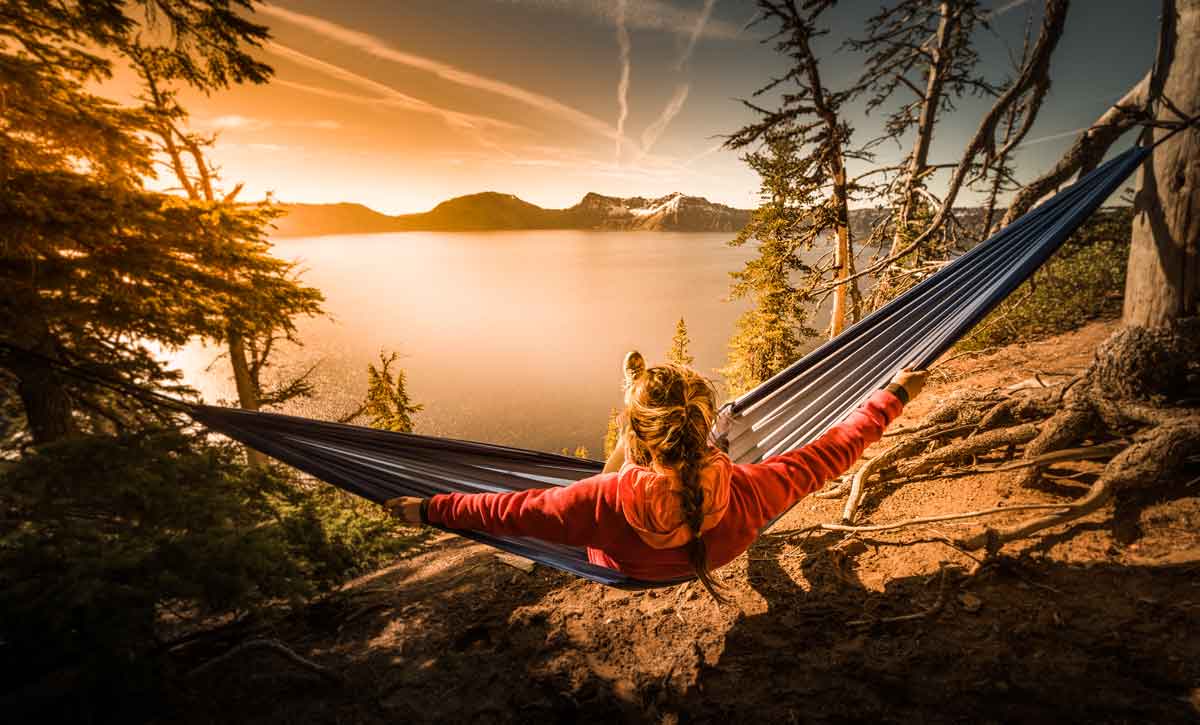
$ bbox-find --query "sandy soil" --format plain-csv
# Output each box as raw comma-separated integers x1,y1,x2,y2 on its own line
175,319,1200,723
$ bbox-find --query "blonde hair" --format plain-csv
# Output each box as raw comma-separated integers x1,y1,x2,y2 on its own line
622,355,726,603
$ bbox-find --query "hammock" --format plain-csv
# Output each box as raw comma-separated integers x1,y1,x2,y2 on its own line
190,146,1148,589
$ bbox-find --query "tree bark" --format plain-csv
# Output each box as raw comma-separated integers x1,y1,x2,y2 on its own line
8,330,75,444
227,328,266,466
1123,0,1200,328
890,0,955,257
790,9,854,338
14,362,75,444
830,162,852,337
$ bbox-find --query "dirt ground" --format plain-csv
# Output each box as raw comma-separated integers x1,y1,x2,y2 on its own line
175,319,1200,723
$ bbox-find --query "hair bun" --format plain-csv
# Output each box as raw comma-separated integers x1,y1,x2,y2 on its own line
623,351,646,387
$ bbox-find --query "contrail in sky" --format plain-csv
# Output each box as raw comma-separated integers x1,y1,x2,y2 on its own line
677,0,718,70
1012,125,1092,149
268,43,520,133
641,84,690,154
615,0,632,162
641,0,719,160
259,4,628,146
986,0,1038,19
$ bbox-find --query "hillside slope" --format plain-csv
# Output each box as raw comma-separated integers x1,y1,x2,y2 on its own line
173,318,1200,723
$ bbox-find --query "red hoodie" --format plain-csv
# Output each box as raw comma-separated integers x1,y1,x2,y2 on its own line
426,388,904,581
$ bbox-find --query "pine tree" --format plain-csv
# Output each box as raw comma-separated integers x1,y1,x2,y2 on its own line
0,0,278,443
129,44,325,421
850,1,995,260
727,0,867,339
354,352,423,433
667,317,695,366
0,2,419,700
720,135,820,396
603,408,621,458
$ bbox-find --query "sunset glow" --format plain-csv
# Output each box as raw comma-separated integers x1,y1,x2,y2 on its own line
114,0,1160,215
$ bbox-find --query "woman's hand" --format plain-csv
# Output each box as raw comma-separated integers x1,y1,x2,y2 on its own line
384,496,425,524
891,369,928,401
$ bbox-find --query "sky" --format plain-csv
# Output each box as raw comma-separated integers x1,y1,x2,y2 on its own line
123,0,1162,215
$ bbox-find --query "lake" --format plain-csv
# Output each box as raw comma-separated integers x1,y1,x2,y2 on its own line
171,230,779,457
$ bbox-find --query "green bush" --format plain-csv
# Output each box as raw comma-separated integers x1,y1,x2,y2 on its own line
956,208,1131,351
0,429,421,706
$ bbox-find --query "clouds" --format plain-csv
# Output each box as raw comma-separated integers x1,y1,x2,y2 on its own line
244,2,729,199
197,114,343,131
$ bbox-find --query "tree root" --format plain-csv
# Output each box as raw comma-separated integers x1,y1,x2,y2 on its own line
972,441,1126,473
813,476,851,499
897,423,1039,477
847,567,950,627
839,320,1200,552
960,420,1200,551
840,436,928,521
187,638,344,684
791,502,1076,537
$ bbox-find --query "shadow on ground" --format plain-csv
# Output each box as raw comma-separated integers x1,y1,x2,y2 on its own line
163,529,1200,724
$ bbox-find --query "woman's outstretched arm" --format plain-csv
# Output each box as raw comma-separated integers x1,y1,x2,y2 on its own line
384,476,617,548
737,369,927,525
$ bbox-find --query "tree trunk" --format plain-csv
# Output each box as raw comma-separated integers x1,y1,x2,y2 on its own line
1123,0,1200,328
830,161,851,338
890,0,954,257
227,328,266,466
15,363,75,444
10,333,75,445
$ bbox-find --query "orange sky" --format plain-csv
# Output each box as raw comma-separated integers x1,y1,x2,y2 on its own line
111,1,1159,215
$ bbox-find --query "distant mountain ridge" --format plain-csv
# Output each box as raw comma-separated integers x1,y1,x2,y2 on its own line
272,191,753,236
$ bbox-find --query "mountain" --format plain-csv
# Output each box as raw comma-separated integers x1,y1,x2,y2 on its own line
270,192,999,240
568,192,751,232
392,192,572,231
271,202,399,237
270,191,751,236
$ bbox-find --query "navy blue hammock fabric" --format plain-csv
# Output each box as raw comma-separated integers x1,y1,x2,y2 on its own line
190,147,1148,589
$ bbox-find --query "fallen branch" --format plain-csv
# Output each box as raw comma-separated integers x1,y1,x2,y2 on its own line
187,638,343,684
848,567,950,626
841,452,890,523
814,477,852,499
787,502,1075,537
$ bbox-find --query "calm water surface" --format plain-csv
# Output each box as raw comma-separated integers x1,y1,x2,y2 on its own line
174,230,769,456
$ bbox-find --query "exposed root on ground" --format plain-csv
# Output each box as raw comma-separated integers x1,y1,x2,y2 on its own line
806,320,1200,553
188,638,344,685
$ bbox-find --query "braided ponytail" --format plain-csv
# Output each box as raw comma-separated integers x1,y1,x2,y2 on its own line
623,360,728,604
676,419,727,604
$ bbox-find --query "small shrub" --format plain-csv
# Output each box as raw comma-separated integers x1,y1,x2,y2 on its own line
957,208,1131,351
0,428,422,710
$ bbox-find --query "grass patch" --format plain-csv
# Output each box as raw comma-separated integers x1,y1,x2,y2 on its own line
957,207,1131,351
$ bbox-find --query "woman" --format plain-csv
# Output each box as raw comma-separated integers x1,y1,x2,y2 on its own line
386,352,925,601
